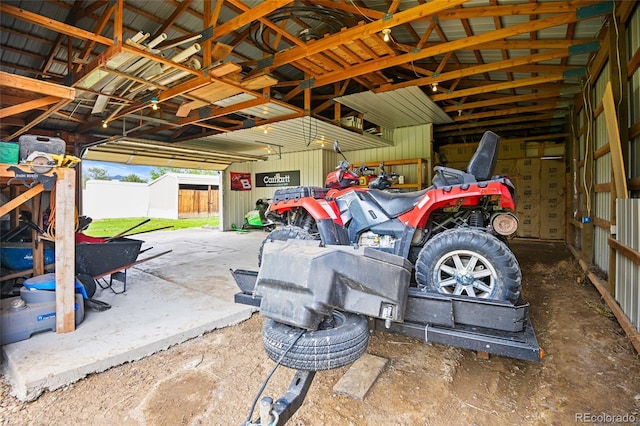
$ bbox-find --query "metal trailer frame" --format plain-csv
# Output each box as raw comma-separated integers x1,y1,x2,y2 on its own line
232,267,542,425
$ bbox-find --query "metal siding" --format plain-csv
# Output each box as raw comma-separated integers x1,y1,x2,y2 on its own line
199,116,394,156
345,124,432,184
222,149,328,229
334,86,452,129
616,199,640,331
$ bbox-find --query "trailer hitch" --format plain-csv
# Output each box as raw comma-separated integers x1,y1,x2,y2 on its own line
245,370,316,426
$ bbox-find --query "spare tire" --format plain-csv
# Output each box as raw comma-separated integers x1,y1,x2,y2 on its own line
258,225,316,266
415,228,521,304
262,311,369,371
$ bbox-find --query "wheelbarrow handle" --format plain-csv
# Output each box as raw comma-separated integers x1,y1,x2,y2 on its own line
105,218,151,242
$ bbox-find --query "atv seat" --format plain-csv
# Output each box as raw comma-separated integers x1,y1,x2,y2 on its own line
432,130,499,187
368,188,430,217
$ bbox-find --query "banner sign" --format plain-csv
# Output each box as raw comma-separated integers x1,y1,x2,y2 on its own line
255,170,300,188
230,172,252,191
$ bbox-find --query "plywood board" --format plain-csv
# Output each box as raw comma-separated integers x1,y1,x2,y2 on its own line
333,353,388,400
182,81,244,110
240,74,278,91
210,62,241,78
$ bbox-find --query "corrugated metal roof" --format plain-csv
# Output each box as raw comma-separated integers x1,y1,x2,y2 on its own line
334,86,452,129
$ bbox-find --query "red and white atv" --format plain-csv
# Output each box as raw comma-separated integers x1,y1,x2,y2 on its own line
263,130,522,304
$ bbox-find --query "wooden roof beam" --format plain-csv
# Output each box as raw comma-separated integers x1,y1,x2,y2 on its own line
259,0,470,74
0,3,113,47
431,73,562,102
454,102,568,122
442,90,566,112
312,12,585,90
383,46,577,93
212,0,293,40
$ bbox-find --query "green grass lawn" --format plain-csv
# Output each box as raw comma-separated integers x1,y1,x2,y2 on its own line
84,217,219,237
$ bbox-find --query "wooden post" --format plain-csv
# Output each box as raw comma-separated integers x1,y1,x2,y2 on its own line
55,167,76,333
31,193,44,276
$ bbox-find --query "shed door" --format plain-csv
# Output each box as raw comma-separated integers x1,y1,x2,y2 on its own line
178,184,219,218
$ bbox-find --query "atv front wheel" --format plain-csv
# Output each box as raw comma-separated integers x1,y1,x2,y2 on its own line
262,311,369,371
258,225,316,266
415,228,521,304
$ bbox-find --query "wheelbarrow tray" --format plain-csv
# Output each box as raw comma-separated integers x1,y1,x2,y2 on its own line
75,238,143,278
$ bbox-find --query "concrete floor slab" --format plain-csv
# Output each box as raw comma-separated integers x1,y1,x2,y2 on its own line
1,228,267,401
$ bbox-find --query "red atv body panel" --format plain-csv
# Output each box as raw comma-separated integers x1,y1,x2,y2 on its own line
269,180,515,228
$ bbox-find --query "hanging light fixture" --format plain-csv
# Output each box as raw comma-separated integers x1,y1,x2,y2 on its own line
432,82,438,92
382,28,391,42
151,97,159,110
102,121,108,128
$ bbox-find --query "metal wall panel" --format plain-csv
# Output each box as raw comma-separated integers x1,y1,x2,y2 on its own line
616,199,640,331
591,64,613,272
222,124,432,229
347,124,433,184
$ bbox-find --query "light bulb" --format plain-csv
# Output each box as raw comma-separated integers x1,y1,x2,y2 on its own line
102,121,108,128
152,103,158,110
432,83,438,92
382,29,391,42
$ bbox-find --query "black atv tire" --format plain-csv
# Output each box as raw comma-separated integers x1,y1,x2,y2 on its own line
415,228,521,304
262,311,369,371
258,225,316,266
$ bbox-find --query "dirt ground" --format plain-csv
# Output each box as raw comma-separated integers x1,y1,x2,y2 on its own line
1,240,639,425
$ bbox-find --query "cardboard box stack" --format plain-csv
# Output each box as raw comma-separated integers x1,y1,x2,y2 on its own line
514,158,541,238
539,159,566,239
437,139,566,239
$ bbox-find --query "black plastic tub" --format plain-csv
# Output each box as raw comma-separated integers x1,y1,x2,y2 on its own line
75,238,143,277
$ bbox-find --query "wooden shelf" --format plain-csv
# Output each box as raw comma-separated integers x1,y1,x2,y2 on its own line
354,158,429,190
1,163,77,333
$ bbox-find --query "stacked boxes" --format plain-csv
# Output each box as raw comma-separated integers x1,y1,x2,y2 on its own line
539,159,566,239
514,159,541,238
437,140,566,239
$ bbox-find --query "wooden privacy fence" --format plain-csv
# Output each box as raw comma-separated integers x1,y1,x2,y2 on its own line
178,187,219,218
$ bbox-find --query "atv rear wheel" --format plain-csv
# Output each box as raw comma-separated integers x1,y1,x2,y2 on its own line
415,228,521,304
258,225,316,266
262,311,369,371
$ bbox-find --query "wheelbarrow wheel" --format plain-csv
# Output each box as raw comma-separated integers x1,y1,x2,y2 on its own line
262,311,369,371
76,274,97,299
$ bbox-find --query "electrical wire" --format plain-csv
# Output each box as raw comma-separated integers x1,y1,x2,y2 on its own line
348,0,375,22
301,115,318,147
244,328,306,425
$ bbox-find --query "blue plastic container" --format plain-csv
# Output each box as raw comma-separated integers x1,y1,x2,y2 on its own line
0,243,55,270
23,272,89,299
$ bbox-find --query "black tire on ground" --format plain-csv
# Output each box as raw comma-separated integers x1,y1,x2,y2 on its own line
415,228,521,304
262,311,369,371
258,225,316,266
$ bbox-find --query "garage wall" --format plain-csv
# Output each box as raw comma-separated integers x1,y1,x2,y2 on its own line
221,123,432,230
569,4,640,342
